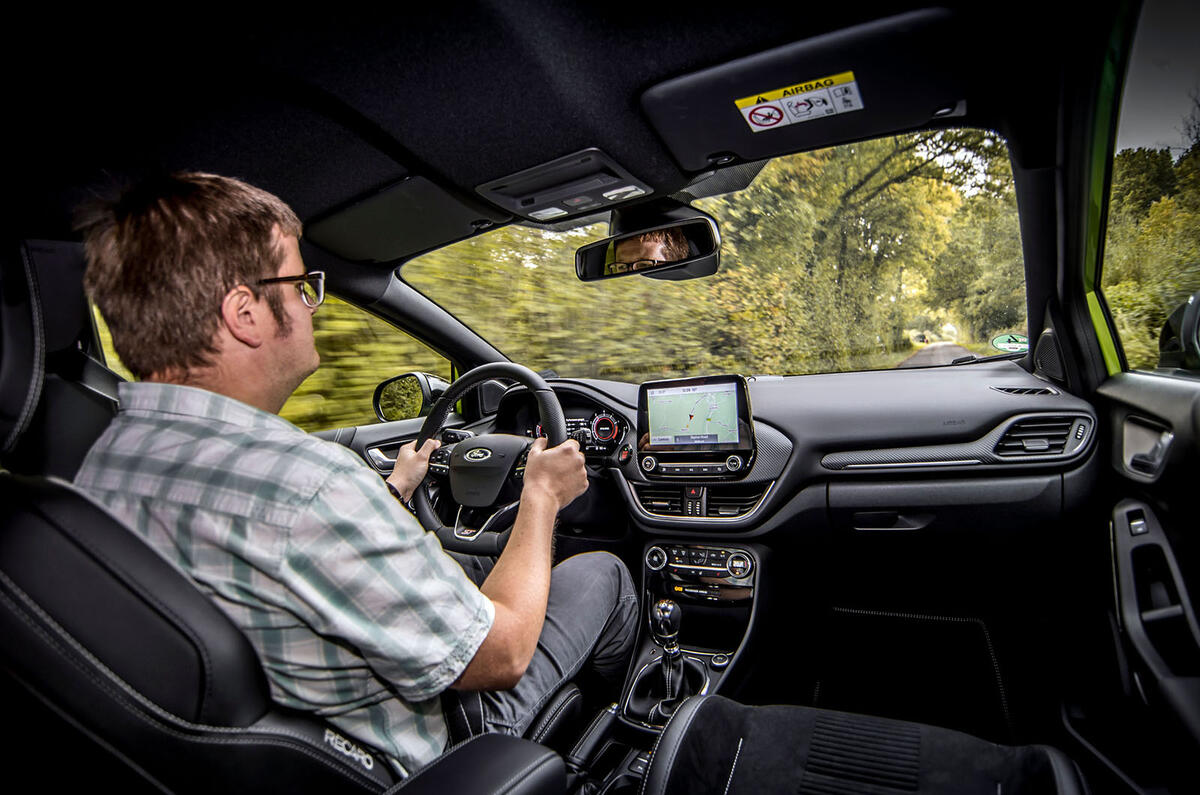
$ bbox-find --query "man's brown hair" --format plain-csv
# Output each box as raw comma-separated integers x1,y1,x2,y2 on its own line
78,172,302,380
637,227,689,261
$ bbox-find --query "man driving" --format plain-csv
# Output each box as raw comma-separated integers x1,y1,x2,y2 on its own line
73,172,638,777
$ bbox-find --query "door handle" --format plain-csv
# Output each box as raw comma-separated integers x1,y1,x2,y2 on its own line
851,511,934,531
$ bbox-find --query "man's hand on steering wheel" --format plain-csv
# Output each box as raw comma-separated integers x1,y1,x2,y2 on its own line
387,438,441,501
521,437,588,513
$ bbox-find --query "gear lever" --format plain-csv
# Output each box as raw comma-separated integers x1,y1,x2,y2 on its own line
651,599,682,655
651,599,683,704
626,598,707,725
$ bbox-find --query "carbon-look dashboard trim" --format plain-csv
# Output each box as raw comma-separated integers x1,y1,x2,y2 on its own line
820,412,1095,470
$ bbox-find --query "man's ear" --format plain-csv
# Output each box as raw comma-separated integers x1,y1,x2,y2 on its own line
221,285,266,348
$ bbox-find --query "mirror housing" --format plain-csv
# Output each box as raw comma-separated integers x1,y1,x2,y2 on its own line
373,372,450,422
576,201,720,282
1157,289,1200,372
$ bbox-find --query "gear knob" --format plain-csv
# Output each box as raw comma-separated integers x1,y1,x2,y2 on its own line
650,599,682,645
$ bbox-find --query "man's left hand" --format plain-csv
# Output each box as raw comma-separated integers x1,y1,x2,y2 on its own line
387,438,441,501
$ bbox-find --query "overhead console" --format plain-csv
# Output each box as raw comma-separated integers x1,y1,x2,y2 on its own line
637,375,755,479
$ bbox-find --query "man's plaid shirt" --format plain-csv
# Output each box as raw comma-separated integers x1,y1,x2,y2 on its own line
74,382,494,776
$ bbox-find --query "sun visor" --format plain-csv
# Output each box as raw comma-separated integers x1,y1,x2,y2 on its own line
641,9,967,172
305,177,510,264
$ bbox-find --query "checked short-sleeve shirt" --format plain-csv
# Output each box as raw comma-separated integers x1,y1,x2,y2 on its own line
74,382,495,777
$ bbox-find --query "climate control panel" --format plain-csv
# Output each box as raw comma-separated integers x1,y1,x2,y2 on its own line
644,543,755,604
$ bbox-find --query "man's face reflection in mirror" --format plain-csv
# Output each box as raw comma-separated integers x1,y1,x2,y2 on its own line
611,227,689,273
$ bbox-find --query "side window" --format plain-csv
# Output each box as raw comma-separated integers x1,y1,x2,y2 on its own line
1101,0,1200,372
283,296,451,431
93,296,451,432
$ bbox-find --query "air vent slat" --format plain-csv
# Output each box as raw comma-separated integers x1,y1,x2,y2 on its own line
705,485,767,518
635,486,683,516
990,386,1058,396
994,416,1080,458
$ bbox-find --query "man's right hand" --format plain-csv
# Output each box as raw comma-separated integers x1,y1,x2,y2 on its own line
452,435,587,691
521,436,588,512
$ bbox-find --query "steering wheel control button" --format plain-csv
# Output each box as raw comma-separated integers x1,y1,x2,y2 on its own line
726,552,752,579
725,455,744,472
641,456,657,472
645,546,668,571
710,653,730,670
618,445,633,464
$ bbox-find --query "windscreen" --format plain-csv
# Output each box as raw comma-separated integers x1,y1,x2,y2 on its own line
403,128,1026,381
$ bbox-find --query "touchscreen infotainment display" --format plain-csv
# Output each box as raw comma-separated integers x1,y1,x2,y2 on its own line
637,374,754,456
647,382,740,446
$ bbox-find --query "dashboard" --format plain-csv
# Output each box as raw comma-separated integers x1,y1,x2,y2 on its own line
485,360,1100,535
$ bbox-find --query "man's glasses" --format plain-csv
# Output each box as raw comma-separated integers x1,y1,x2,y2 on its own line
257,271,325,309
609,259,665,273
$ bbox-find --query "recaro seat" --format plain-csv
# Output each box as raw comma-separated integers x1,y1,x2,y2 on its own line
0,243,565,794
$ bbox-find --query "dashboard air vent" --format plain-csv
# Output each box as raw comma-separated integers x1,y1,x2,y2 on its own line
635,486,682,516
706,484,768,517
993,416,1076,457
990,386,1058,396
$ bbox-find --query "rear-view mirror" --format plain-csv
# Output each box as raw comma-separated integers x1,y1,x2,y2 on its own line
575,218,720,282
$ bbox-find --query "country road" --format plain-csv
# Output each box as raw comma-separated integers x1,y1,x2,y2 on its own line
898,342,974,368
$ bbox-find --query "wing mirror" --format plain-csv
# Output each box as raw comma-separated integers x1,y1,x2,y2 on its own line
575,201,720,282
373,372,449,422
1157,289,1200,372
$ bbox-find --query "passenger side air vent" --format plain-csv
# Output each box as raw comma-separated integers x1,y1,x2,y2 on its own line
635,486,683,516
993,416,1079,457
989,385,1058,396
706,484,768,517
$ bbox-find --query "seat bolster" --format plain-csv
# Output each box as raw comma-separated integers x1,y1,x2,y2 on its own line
528,683,582,753
1034,744,1086,795
640,695,710,795
393,734,564,795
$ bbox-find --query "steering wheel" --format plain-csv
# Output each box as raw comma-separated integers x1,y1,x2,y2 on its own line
411,362,567,554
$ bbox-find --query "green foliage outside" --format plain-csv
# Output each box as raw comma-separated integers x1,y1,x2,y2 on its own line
280,296,449,430
405,129,1027,381
376,375,426,422
94,298,449,432
1102,134,1200,369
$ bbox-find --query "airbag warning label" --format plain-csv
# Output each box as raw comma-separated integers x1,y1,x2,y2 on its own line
735,70,864,133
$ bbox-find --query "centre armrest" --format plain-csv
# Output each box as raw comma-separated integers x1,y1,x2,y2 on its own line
397,734,564,795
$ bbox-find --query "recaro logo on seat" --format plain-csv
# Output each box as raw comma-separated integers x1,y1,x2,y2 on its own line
323,728,375,770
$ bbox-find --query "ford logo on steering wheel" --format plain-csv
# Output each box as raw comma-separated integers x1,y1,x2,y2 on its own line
464,448,492,462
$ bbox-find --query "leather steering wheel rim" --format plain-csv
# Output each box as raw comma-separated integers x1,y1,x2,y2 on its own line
412,362,567,554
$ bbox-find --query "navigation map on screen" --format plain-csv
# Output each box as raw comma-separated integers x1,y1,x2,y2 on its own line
647,382,739,446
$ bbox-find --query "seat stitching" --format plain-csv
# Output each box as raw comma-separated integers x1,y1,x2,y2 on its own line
640,697,706,795
721,737,744,795
532,688,581,743
495,750,559,795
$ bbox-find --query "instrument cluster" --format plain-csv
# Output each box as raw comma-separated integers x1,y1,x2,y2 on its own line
497,388,632,465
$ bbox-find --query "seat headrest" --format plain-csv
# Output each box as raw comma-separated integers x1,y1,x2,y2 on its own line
25,240,90,355
0,244,45,454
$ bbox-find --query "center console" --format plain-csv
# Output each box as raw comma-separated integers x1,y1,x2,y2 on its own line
620,541,759,730
566,540,761,793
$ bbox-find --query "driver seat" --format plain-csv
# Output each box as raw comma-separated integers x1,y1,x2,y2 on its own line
0,242,567,793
